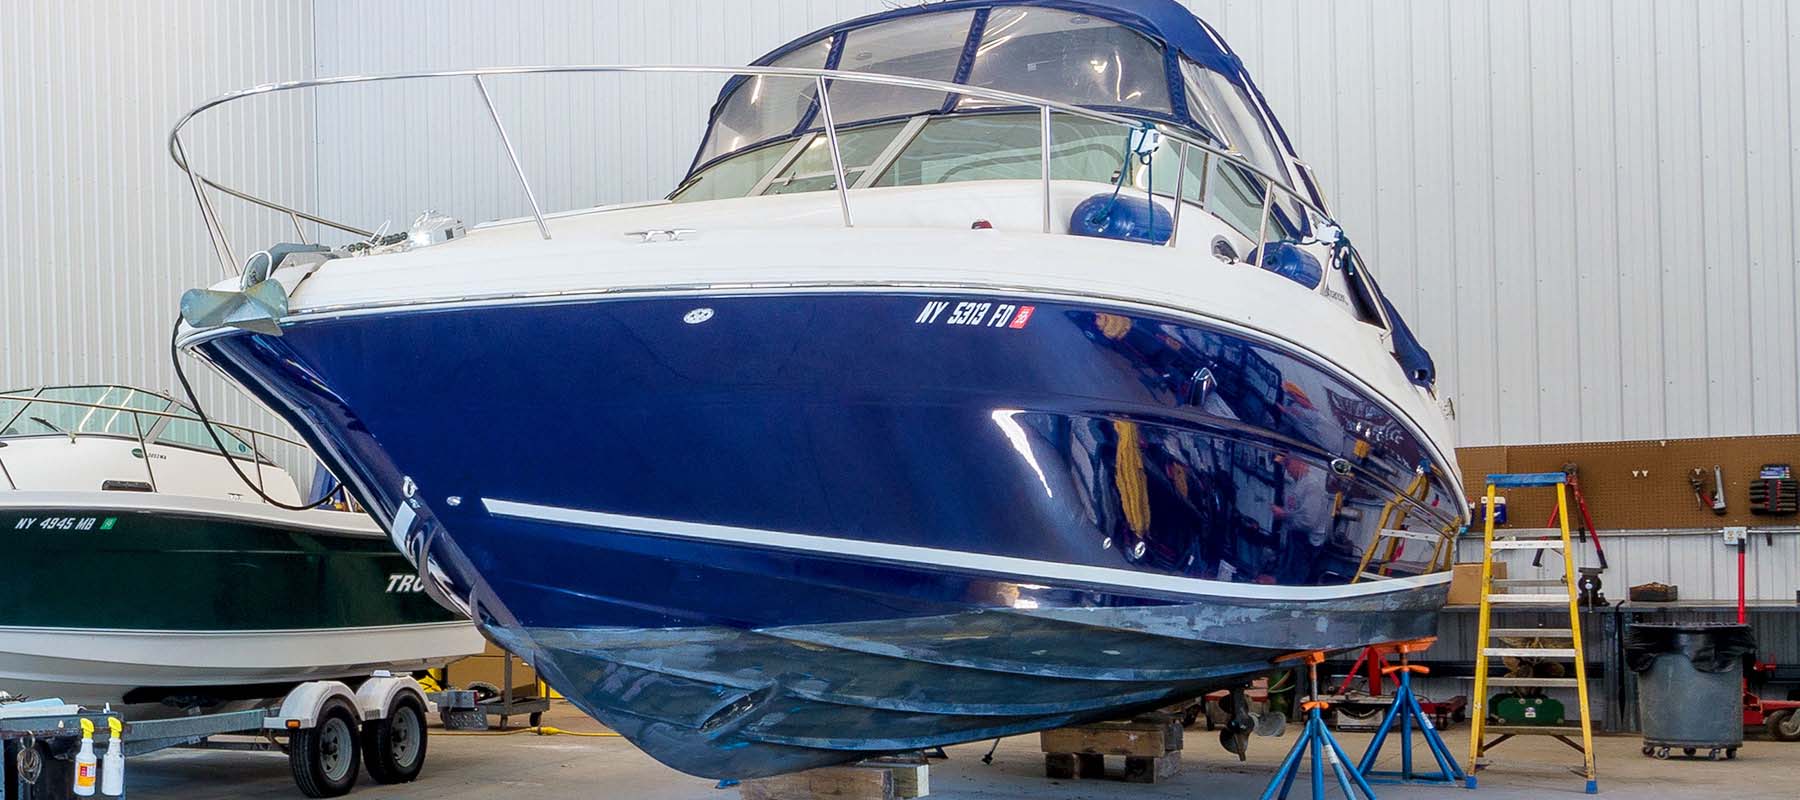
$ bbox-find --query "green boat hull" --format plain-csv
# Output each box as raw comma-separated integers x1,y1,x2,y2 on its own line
0,492,481,713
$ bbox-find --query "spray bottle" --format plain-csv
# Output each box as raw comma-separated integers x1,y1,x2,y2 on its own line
73,718,98,796
101,716,125,796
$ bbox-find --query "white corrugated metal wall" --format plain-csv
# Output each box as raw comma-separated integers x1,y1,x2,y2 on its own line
4,1,1798,451
0,0,317,446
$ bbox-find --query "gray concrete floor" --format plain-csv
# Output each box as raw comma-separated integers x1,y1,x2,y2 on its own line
126,701,1793,799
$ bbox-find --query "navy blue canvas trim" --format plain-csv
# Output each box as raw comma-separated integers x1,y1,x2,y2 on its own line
940,8,990,114
1368,273,1437,388
729,1,1244,98
791,31,848,137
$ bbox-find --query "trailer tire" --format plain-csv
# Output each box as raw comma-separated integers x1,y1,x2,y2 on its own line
290,701,361,797
363,693,429,783
1767,708,1800,742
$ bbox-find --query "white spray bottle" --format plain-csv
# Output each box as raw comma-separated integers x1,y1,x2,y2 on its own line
72,718,98,796
101,716,125,796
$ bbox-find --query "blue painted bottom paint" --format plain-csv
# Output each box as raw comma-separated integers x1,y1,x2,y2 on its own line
195,289,1463,777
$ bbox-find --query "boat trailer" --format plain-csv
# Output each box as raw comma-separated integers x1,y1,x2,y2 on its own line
2,673,432,799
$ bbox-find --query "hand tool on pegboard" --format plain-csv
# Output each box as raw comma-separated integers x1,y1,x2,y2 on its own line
1748,464,1797,519
1690,467,1721,514
1532,463,1607,570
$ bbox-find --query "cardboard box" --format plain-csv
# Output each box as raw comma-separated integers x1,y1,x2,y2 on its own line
446,652,538,697
1446,561,1506,606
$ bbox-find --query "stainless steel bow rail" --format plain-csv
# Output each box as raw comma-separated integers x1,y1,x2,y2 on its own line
168,65,1340,276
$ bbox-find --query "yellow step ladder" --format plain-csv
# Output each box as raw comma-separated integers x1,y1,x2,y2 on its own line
1467,472,1598,794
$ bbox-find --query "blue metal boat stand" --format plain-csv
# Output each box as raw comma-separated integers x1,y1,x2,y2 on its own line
1354,637,1466,786
1261,651,1378,800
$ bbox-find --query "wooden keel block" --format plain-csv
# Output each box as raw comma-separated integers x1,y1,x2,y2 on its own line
1039,715,1182,759
738,765,895,800
1041,713,1184,783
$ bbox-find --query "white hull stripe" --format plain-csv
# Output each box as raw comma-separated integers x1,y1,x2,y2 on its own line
482,498,1452,602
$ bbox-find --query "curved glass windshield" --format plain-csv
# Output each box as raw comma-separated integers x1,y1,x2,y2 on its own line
767,122,908,194
1,386,169,438
673,140,795,203
675,107,1308,251
0,385,261,459
874,113,1126,186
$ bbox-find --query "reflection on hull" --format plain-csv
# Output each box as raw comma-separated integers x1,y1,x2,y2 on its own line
491,587,1445,778
193,290,1464,777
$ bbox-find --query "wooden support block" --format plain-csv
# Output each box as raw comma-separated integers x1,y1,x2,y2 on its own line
1042,714,1184,783
1122,752,1181,783
876,763,928,798
739,766,894,800
1040,716,1180,758
856,755,929,798
1044,752,1106,780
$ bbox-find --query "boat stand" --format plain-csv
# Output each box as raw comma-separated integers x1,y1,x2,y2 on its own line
1260,651,1377,800
1354,638,1465,785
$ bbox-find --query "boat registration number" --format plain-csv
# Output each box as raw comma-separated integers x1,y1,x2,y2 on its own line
10,515,116,532
914,300,1034,329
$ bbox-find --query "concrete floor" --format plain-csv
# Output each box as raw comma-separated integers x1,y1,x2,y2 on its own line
128,702,1793,799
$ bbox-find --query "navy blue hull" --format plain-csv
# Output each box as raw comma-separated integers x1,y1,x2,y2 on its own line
194,290,1463,778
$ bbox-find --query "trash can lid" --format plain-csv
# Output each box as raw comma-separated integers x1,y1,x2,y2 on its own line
1624,623,1757,674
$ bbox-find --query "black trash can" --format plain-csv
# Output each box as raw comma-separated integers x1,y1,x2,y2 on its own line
1625,622,1757,759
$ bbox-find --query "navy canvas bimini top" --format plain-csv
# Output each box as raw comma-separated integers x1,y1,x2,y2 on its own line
696,0,1273,165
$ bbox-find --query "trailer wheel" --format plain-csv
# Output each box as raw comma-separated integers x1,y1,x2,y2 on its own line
1767,708,1800,742
290,702,361,797
363,693,429,784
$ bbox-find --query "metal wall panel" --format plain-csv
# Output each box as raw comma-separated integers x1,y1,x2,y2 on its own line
5,1,1796,454
1455,529,1800,603
0,0,317,456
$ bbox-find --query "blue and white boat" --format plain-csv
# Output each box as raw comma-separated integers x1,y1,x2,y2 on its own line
173,0,1467,779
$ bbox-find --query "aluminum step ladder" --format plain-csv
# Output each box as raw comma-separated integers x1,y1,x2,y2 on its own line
1466,472,1598,794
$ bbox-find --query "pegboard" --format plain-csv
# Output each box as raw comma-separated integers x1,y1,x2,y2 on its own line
1455,436,1800,530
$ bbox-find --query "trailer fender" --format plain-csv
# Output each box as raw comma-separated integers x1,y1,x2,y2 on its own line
263,681,359,731
355,674,434,723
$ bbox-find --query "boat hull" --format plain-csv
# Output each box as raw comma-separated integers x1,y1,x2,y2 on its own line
191,288,1463,777
0,494,482,716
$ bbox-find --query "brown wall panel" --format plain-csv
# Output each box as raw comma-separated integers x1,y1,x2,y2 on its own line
1456,436,1800,530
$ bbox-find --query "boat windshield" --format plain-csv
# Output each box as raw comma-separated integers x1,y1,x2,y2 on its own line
680,3,1303,197
675,109,1278,240
678,2,1305,228
0,385,260,460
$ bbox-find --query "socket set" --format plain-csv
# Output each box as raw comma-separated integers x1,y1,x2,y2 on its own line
1749,463,1798,515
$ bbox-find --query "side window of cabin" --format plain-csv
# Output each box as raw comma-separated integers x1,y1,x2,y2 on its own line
694,39,835,167
156,406,258,459
961,9,1172,113
825,11,976,125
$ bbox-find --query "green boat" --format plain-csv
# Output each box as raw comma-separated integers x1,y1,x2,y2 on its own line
0,386,482,718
